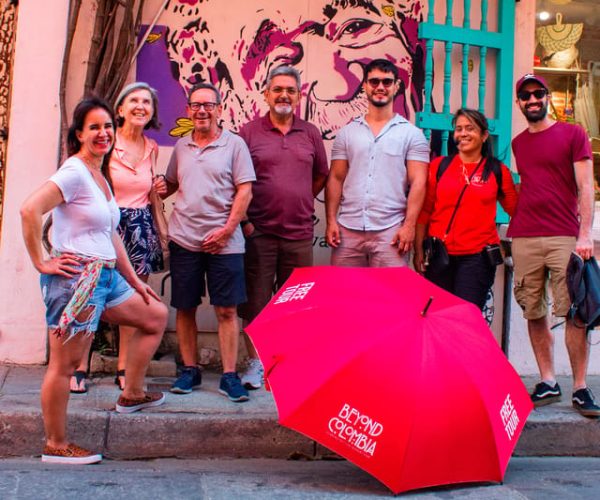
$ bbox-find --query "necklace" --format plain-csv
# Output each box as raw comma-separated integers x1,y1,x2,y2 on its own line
77,154,102,172
459,157,484,185
117,131,145,169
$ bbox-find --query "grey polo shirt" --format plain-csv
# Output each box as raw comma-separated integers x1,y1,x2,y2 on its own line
331,114,429,231
166,130,256,254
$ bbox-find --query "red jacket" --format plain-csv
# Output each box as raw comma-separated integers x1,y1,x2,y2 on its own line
418,156,518,255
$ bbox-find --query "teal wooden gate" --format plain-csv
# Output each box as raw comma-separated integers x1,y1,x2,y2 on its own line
416,0,516,169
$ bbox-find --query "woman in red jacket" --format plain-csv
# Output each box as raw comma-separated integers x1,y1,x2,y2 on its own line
415,108,518,310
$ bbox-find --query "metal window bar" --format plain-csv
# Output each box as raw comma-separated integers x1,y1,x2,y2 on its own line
416,0,516,165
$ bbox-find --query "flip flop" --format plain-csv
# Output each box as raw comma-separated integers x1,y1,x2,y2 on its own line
69,370,88,394
114,369,125,391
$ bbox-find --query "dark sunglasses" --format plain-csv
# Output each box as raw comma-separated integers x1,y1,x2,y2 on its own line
366,77,396,88
517,89,547,101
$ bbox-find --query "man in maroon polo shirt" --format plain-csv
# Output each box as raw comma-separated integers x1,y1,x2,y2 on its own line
509,74,598,417
238,65,329,389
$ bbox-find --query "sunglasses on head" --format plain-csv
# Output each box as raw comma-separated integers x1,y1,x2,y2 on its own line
517,89,547,101
366,77,396,88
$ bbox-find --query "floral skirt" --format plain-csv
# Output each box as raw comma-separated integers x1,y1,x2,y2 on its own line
117,205,164,275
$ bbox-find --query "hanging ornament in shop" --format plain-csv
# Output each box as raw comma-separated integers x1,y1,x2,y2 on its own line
536,13,583,68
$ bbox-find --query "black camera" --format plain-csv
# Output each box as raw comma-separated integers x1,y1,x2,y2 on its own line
485,244,504,267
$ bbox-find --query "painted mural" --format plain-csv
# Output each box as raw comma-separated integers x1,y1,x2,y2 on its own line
137,0,426,145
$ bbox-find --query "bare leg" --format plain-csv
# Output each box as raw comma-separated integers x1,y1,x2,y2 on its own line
565,319,589,389
175,307,198,367
244,337,259,358
242,319,259,359
116,275,149,388
73,336,93,373
42,332,90,448
215,306,240,373
102,294,167,400
70,335,93,392
528,316,555,382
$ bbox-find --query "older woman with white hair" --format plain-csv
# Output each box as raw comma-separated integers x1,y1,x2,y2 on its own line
71,83,167,393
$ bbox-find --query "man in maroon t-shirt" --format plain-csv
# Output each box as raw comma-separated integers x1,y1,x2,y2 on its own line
509,73,598,417
237,65,329,389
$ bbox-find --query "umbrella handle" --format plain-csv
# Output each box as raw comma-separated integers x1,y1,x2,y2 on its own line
421,296,434,316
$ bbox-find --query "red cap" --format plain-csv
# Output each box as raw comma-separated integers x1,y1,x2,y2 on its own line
515,74,549,94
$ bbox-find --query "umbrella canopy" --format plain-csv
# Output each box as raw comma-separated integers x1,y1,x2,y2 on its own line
246,266,532,494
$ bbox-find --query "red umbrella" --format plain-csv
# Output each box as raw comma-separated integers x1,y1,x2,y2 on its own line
246,266,532,494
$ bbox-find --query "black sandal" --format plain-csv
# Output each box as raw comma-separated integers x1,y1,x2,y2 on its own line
114,369,125,391
70,370,88,394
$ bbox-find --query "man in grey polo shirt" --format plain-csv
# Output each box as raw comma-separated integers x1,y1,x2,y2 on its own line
326,59,429,266
163,82,255,402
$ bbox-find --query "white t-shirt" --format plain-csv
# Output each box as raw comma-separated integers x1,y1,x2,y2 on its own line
49,157,120,259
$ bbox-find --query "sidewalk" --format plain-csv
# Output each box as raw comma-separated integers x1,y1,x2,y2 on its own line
1,363,600,460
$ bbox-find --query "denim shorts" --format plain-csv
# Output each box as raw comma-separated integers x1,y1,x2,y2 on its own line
169,241,246,309
40,267,134,336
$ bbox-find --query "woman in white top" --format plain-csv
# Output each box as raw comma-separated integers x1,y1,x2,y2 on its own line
21,97,168,465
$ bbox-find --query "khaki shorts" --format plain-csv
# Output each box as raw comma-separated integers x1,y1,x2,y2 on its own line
512,236,575,320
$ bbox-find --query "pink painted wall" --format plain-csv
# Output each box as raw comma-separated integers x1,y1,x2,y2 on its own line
0,0,69,363
0,0,97,363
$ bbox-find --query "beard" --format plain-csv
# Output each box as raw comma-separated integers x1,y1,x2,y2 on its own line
523,102,548,123
370,98,391,108
273,103,293,116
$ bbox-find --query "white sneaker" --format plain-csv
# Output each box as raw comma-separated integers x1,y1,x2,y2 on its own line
241,358,264,390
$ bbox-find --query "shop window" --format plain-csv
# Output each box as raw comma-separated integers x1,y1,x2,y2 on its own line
534,0,600,193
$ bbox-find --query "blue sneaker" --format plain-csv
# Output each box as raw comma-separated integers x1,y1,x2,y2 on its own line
170,366,202,394
531,381,561,407
219,372,249,402
572,388,600,418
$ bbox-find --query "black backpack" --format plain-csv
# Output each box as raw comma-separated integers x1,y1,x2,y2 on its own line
567,253,600,330
436,154,503,196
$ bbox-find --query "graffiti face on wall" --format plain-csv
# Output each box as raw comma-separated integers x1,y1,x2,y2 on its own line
142,0,425,142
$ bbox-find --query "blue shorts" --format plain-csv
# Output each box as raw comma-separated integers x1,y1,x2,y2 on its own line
40,267,134,336
169,241,246,309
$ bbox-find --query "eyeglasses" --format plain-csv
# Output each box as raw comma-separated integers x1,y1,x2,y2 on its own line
188,102,217,111
366,78,396,88
517,89,547,101
268,86,298,95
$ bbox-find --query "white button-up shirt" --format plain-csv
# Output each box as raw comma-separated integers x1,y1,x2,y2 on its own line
331,114,430,231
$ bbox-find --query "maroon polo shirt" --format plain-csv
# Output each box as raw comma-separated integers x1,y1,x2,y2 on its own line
239,114,329,240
